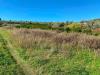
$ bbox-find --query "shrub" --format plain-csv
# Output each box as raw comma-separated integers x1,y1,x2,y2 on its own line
67,23,82,32
82,28,92,34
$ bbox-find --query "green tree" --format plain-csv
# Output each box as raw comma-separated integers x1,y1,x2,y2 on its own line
48,22,53,29
0,18,1,21
0,18,2,27
59,22,65,27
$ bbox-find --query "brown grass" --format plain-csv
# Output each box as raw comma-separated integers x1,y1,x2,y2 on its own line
10,28,100,50
79,34,100,49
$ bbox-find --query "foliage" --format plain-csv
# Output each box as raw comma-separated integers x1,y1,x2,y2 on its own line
16,23,49,29
0,34,24,75
66,23,82,32
82,28,92,34
7,28,100,75
0,18,100,75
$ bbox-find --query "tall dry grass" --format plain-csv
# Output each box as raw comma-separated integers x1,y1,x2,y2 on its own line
8,28,100,74
10,28,100,50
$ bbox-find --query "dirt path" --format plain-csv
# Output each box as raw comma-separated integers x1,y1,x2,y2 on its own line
0,33,35,75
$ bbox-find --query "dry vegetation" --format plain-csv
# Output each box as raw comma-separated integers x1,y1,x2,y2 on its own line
11,28,100,50
1,28,100,75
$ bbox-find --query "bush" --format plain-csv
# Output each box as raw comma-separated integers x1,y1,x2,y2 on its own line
0,22,3,27
82,28,92,34
67,23,82,32
65,27,71,32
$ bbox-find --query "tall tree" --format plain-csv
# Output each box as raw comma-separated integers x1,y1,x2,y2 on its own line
0,18,1,21
0,18,2,26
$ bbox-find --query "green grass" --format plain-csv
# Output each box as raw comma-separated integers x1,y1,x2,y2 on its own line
0,33,24,75
13,46,100,75
15,23,49,29
0,28,100,75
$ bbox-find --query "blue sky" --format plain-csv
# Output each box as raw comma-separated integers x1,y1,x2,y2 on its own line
0,0,100,22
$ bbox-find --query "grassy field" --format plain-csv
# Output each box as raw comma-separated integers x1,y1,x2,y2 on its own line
0,31,24,75
0,27,100,75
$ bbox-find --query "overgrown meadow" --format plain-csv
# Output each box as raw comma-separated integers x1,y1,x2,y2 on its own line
0,27,99,75
0,18,100,75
